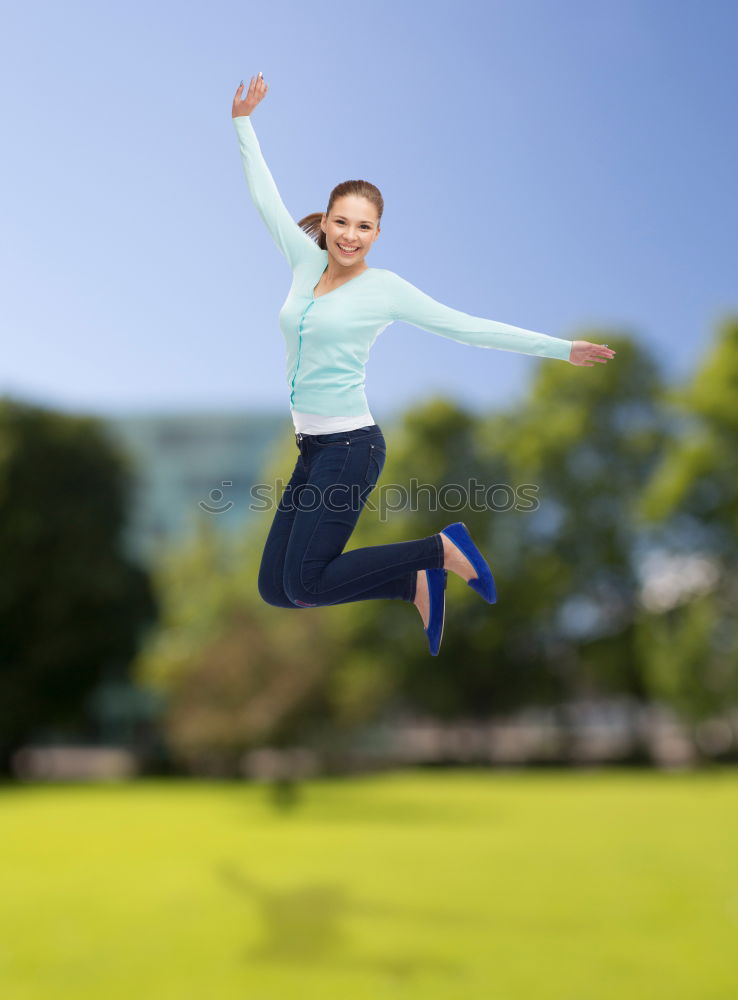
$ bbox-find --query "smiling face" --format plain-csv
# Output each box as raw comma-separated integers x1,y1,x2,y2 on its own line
320,195,381,268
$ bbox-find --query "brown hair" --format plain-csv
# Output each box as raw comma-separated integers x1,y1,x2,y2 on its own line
298,180,384,250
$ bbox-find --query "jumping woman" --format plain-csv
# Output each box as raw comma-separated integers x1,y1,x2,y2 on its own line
231,73,616,656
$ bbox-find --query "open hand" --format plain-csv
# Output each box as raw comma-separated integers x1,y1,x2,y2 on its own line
232,73,268,118
568,341,616,366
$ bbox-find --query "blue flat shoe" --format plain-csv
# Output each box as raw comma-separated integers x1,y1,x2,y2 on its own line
424,568,447,656
440,521,497,604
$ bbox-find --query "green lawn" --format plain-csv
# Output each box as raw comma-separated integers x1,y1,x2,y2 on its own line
2,768,738,999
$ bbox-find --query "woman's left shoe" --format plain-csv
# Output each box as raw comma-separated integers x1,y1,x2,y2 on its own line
424,568,448,656
440,521,497,604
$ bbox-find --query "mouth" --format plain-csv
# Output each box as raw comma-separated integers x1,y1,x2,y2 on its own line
337,242,360,256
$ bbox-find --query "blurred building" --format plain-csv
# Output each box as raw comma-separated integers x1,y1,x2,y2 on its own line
102,410,287,562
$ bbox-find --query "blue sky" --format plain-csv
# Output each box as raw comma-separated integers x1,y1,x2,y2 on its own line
2,0,736,422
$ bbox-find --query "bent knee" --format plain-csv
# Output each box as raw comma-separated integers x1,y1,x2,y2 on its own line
283,576,320,608
258,589,297,609
258,572,299,609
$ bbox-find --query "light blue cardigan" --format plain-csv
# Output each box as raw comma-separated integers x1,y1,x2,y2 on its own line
232,114,572,416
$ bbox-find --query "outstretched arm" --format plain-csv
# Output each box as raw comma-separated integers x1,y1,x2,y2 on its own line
231,75,322,270
385,271,616,365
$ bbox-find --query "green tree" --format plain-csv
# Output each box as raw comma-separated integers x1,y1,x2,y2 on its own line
633,588,738,748
0,397,157,774
639,316,738,559
496,334,666,691
635,315,738,749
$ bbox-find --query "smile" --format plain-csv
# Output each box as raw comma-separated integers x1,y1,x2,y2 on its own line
337,243,360,254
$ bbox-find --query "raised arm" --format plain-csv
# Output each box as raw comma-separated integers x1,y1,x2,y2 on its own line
231,75,322,270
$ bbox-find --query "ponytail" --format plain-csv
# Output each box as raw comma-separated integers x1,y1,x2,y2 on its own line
297,212,327,250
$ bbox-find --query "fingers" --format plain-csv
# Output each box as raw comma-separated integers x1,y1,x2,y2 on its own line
234,73,268,104
570,341,617,367
586,343,616,364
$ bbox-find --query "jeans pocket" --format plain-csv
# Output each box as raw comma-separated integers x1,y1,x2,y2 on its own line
363,442,387,487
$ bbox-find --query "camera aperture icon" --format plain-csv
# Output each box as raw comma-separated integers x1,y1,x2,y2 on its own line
199,481,234,514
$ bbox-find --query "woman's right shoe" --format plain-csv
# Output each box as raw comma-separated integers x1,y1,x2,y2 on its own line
424,568,447,656
440,521,497,604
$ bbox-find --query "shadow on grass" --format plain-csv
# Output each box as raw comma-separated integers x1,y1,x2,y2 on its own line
216,860,473,983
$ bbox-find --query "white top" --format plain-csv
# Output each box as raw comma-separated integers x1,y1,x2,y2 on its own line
291,408,376,435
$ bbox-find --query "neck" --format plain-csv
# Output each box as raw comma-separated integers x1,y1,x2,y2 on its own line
323,256,368,282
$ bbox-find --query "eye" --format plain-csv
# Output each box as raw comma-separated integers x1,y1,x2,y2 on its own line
335,219,372,229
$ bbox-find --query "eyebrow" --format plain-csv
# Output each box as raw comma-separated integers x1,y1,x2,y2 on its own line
332,215,375,224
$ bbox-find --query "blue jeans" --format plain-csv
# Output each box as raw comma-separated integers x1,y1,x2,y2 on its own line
258,424,444,608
